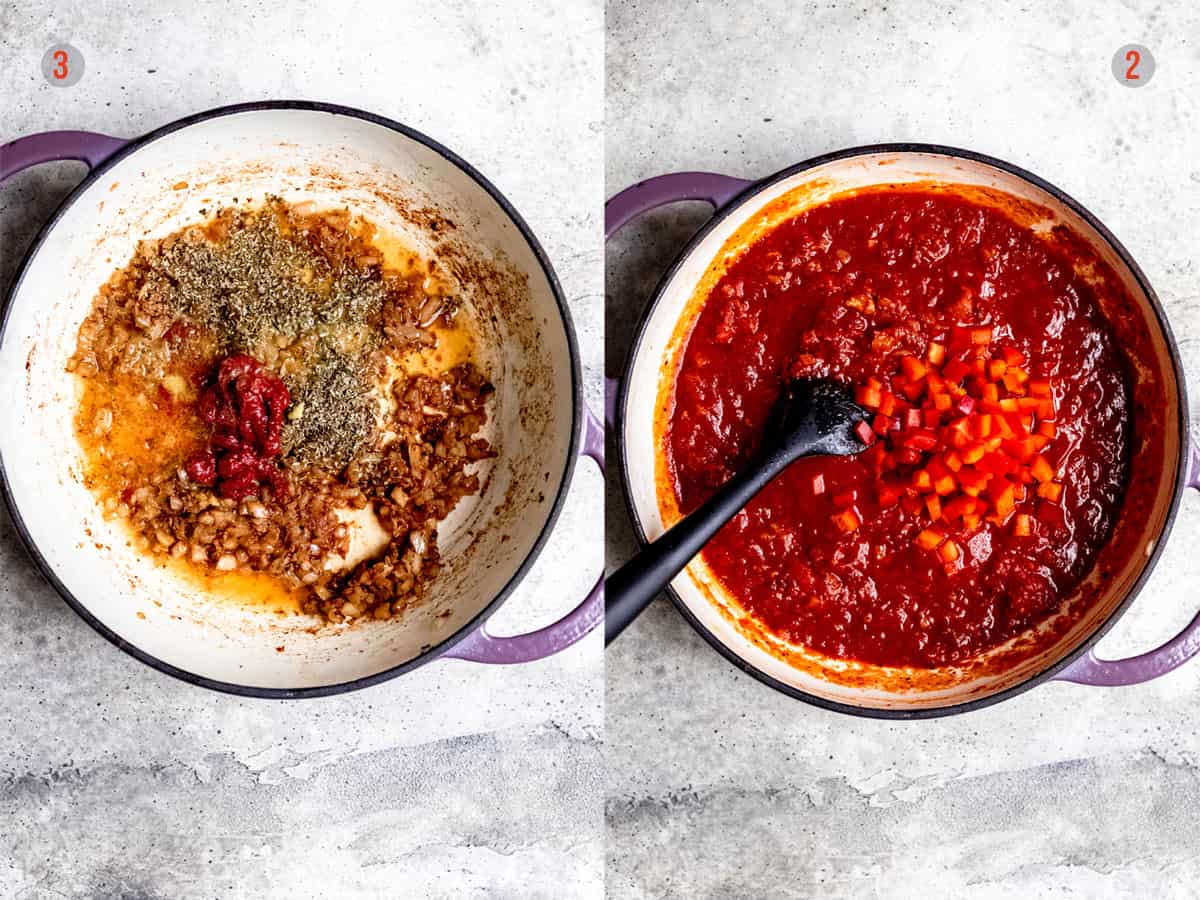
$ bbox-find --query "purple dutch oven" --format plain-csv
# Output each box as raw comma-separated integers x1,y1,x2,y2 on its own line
0,102,602,697
608,144,1199,717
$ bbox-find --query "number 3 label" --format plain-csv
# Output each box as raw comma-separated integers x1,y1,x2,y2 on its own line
1112,44,1155,88
41,43,85,87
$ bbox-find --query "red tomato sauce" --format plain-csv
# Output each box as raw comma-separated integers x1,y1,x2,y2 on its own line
664,190,1134,668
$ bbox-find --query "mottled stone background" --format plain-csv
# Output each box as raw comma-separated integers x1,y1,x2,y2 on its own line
606,2,1200,898
0,1,602,897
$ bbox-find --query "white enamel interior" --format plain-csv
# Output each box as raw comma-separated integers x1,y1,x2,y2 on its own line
623,151,1180,711
0,107,575,690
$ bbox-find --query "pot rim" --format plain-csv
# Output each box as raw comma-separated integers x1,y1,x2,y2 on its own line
0,100,584,699
616,141,1189,719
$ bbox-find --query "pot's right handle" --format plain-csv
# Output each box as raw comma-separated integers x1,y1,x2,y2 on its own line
1054,444,1200,686
441,409,604,664
0,130,128,181
604,172,755,425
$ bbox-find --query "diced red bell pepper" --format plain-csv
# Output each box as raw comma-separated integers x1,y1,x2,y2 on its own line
1036,481,1063,503
854,420,876,446
1030,455,1055,483
901,356,927,381
877,480,902,507
831,508,862,532
900,378,926,401
915,527,946,551
1003,412,1027,436
958,469,991,496
947,417,973,448
902,429,939,452
961,443,987,465
941,496,970,521
1002,373,1026,395
992,481,1016,518
1002,437,1039,462
977,452,1016,476
937,539,961,563
851,337,1059,547
942,359,970,382
1001,346,1026,367
856,385,883,410
1013,513,1033,536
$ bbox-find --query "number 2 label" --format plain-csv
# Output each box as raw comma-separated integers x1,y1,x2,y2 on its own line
1124,49,1140,81
1112,44,1154,88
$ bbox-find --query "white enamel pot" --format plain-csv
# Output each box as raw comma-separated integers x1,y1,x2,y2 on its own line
0,101,602,697
608,145,1197,718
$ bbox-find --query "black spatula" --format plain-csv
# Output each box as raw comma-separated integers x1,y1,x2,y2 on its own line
606,378,870,644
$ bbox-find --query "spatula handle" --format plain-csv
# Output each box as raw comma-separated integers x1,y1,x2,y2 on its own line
604,456,784,644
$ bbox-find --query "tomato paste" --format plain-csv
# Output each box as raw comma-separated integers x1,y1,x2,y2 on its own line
185,354,290,501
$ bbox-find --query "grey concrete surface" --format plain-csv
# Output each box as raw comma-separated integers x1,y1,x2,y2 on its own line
606,2,1200,898
0,1,602,898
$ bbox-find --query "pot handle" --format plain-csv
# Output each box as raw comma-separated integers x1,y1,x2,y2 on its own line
442,408,604,663
0,130,128,181
1053,443,1200,686
604,171,755,426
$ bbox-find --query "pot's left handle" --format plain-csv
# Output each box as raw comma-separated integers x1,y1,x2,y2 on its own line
1054,444,1200,686
0,130,128,181
603,171,755,425
442,409,604,663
